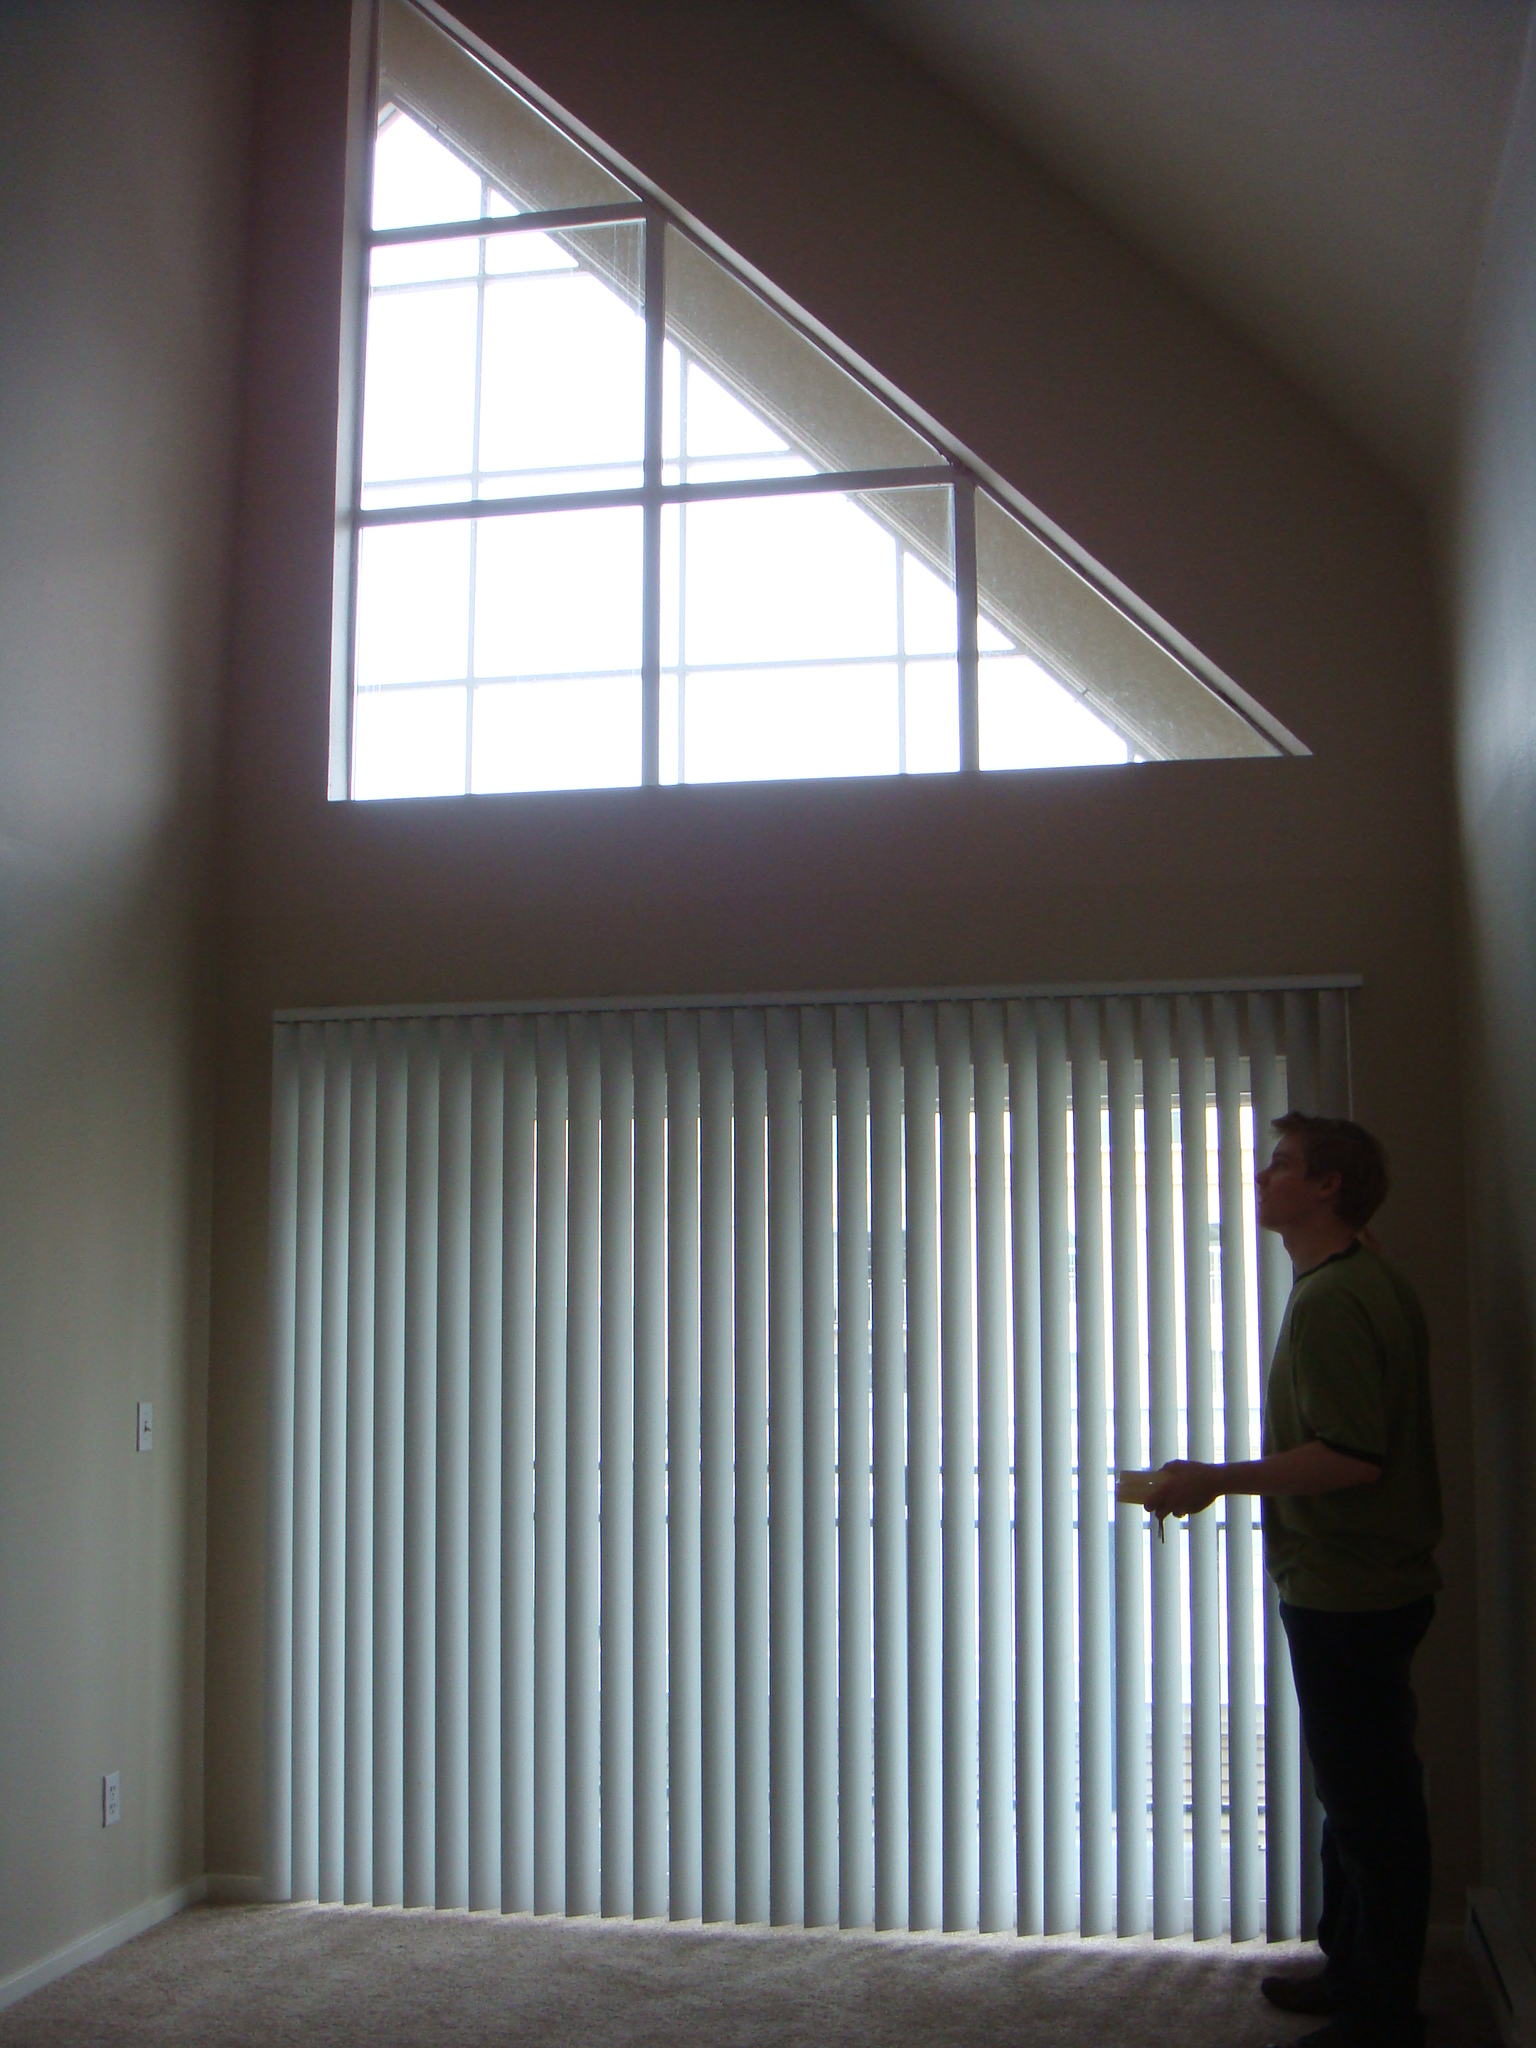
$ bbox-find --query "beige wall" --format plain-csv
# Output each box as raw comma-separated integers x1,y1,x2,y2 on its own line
1453,16,1536,1960
0,0,252,1986
206,0,1479,1916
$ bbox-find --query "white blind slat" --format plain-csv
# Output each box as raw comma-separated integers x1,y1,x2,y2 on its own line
344,1023,377,1907
667,1013,703,1921
631,1013,668,1919
1070,999,1112,1936
1035,1001,1075,1935
1105,997,1147,1936
533,1016,568,1915
1140,996,1184,1936
319,1024,352,1905
565,1014,602,1915
902,1003,942,1933
1005,1002,1043,1936
938,1002,978,1933
290,1024,325,1903
599,1015,635,1919
1213,995,1260,1939
868,1006,908,1932
467,1019,503,1913
433,1021,472,1910
972,1002,1012,1934
403,1020,440,1908
732,1009,770,1926
1177,997,1222,1940
835,1005,875,1931
767,1007,805,1925
699,1009,736,1924
500,1017,536,1914
371,1023,408,1907
801,1006,838,1928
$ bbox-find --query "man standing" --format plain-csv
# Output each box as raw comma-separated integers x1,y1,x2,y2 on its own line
1146,1113,1441,2048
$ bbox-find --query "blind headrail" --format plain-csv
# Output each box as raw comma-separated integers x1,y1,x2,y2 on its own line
276,973,1362,1027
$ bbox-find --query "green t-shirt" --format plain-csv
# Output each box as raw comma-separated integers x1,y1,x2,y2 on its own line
1261,1241,1441,1611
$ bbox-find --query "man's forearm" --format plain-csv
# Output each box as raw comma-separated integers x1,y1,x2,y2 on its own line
1217,1440,1380,1497
1143,1439,1379,1521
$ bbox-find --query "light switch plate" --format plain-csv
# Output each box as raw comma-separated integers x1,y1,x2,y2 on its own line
103,1772,120,1826
136,1402,153,1453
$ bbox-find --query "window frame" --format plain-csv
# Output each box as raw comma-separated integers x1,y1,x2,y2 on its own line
330,0,1304,802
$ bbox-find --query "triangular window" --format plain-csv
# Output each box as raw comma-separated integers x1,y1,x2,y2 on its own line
337,0,1292,800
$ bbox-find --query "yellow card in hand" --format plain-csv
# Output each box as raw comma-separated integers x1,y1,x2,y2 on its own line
1115,1469,1158,1506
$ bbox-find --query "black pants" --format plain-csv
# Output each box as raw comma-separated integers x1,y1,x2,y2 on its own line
1280,1597,1435,2045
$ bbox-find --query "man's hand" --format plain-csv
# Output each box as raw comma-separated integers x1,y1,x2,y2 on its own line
1144,1459,1224,1527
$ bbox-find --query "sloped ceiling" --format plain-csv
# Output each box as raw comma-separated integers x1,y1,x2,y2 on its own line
850,0,1532,501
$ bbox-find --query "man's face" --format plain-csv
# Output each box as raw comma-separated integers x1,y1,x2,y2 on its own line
1255,1132,1341,1234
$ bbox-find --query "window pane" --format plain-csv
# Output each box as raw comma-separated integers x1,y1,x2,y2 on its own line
354,684,466,799
979,655,1131,770
472,677,641,792
661,484,956,783
680,665,901,784
905,659,961,773
665,229,942,480
356,522,470,688
372,106,481,232
477,224,644,494
474,507,642,679
378,0,633,217
361,276,477,503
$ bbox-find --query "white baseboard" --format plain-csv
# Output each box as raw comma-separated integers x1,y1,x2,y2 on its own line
1469,1889,1536,2048
0,1875,209,2014
206,1873,267,1904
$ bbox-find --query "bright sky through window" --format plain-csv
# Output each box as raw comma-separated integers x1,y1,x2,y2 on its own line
342,9,1277,801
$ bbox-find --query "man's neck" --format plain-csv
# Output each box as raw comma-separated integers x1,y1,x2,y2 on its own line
1283,1217,1360,1277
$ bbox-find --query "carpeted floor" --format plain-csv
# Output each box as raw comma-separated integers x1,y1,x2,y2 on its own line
0,1903,1499,2048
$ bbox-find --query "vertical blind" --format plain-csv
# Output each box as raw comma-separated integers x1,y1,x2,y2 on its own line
264,982,1352,1935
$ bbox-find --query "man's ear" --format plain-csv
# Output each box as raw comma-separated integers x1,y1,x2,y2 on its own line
1313,1169,1344,1209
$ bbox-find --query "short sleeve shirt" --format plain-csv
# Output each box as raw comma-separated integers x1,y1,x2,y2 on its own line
1261,1242,1441,1611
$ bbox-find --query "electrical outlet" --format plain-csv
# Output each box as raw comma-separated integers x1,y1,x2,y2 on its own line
136,1402,153,1453
103,1772,120,1827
